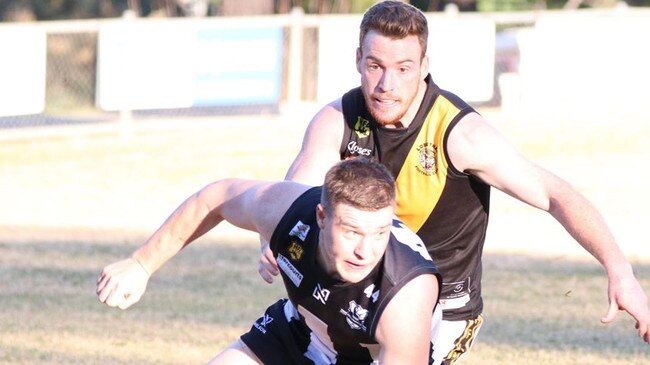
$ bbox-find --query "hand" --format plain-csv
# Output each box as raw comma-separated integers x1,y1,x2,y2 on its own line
96,257,150,310
601,275,650,344
258,242,279,284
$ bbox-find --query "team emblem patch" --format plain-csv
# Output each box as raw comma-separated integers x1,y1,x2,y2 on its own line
253,314,274,334
354,117,371,138
416,142,437,175
289,221,310,241
288,241,304,261
340,300,368,332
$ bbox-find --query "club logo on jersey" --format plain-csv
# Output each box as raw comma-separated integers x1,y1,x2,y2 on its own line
354,117,371,138
415,142,437,175
253,314,274,334
340,300,368,332
277,254,303,287
312,283,331,305
288,241,304,261
289,221,310,241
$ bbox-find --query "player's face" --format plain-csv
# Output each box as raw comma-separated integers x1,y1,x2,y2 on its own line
356,30,428,127
316,202,393,283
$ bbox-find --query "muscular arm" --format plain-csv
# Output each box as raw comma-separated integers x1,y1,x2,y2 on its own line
97,179,308,309
375,274,439,364
448,112,650,343
258,99,346,283
284,99,345,184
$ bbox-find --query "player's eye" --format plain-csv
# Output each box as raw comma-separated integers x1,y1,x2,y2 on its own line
367,63,380,71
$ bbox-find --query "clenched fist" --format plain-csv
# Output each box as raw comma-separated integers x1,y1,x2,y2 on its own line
96,257,150,310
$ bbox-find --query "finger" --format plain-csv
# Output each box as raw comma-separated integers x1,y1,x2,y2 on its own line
104,290,123,308
265,263,279,276
258,263,274,284
601,300,619,324
97,278,115,303
262,253,280,275
259,254,278,276
96,273,110,294
637,321,649,343
96,271,105,285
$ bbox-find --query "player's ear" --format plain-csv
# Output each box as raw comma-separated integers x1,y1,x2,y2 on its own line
356,47,362,73
421,55,429,77
316,204,326,229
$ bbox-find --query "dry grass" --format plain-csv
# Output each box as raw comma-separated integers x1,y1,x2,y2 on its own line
1,107,649,364
1,236,648,365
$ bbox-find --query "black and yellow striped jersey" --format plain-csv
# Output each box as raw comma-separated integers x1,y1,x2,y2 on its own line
340,75,490,321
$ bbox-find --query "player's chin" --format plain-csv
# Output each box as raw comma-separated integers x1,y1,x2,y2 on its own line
341,264,371,283
369,108,403,126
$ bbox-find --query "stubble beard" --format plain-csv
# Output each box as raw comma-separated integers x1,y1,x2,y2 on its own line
363,93,408,127
363,82,422,127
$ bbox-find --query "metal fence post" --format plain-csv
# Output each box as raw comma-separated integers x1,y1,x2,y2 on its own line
287,6,304,105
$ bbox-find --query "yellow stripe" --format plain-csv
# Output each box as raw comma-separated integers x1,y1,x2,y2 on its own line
394,96,461,232
444,315,484,365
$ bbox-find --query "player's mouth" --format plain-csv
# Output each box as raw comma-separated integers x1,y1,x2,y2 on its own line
372,97,398,108
345,260,368,271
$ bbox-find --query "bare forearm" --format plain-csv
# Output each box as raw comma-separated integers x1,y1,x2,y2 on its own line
132,190,220,275
548,188,632,277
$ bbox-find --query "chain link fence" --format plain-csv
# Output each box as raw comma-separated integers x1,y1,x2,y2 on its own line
0,12,535,130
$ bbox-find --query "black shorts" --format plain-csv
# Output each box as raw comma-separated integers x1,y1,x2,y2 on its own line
240,298,317,365
241,298,441,365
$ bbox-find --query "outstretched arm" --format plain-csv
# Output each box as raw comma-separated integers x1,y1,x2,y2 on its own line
96,179,307,309
448,112,650,343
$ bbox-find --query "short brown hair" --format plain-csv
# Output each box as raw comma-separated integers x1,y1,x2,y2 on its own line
359,1,428,59
321,158,396,215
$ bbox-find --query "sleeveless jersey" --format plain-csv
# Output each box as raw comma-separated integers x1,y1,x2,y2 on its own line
270,186,441,364
339,75,490,321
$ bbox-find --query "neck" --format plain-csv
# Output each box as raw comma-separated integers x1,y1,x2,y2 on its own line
316,235,339,280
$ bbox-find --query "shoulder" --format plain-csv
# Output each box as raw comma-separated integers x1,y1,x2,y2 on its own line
250,181,314,242
377,273,439,329
374,273,439,363
446,112,506,171
306,98,344,134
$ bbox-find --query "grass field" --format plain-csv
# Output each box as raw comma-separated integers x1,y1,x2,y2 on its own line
1,107,649,364
1,236,648,364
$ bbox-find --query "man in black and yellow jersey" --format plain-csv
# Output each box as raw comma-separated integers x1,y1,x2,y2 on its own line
257,1,650,364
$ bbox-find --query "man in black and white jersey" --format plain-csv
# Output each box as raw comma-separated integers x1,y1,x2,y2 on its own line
96,158,442,364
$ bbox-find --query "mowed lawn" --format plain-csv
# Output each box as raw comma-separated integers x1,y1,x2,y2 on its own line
1,236,648,365
1,108,649,364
